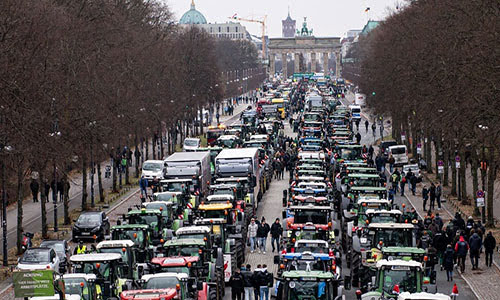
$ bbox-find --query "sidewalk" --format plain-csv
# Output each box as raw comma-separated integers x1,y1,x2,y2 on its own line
0,98,250,256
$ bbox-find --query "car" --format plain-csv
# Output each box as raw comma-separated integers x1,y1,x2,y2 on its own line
183,137,201,151
39,240,70,273
141,159,165,180
72,211,110,242
403,164,423,182
16,247,61,273
388,145,409,166
380,140,397,159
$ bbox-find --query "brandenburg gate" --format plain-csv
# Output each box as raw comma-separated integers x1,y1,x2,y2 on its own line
268,18,341,77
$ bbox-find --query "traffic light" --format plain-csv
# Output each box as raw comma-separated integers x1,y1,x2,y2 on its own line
372,91,376,96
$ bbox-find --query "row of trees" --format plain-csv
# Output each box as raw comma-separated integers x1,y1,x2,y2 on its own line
0,0,263,254
345,0,499,225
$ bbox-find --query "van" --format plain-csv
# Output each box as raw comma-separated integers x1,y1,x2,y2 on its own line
141,160,165,180
183,138,201,151
354,93,366,107
350,105,361,120
388,145,409,166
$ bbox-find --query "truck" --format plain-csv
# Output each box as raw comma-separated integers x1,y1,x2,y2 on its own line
215,148,262,207
164,152,211,202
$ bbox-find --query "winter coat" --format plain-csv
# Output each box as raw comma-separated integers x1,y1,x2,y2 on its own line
433,232,448,253
443,248,455,271
469,233,482,252
257,223,270,238
270,222,283,238
484,233,496,253
253,269,272,287
436,185,442,197
229,272,244,290
241,270,254,287
434,216,444,232
454,236,469,256
30,181,39,193
248,223,258,238
422,188,429,200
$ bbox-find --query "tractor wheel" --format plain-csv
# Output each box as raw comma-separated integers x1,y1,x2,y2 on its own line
209,288,218,300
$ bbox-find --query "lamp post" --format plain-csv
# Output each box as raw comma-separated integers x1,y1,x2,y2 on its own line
50,98,61,232
1,150,6,266
89,121,96,208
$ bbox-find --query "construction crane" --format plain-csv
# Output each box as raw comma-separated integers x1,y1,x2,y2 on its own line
228,15,267,60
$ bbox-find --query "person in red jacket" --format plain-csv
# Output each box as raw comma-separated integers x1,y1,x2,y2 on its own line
454,235,469,273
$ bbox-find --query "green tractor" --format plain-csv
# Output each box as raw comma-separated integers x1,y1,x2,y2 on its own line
124,208,171,245
275,270,343,300
111,224,153,263
96,240,141,281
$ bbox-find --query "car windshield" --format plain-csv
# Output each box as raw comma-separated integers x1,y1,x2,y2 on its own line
64,278,89,299
143,162,162,171
287,281,329,300
145,277,180,289
166,246,200,257
340,149,361,160
20,249,50,263
382,268,418,294
293,211,328,224
390,147,406,155
373,229,412,247
40,242,65,253
77,214,101,225
184,139,199,146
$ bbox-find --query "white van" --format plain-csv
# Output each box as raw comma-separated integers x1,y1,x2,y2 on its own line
388,145,409,166
183,137,201,151
141,159,165,180
350,105,362,120
354,93,366,107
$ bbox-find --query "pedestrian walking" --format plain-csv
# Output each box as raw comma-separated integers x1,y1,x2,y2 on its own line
241,264,254,300
30,179,39,202
229,268,244,300
443,245,455,281
257,219,270,254
422,186,429,211
248,218,258,253
270,218,282,252
429,183,436,211
436,182,442,209
44,180,50,202
400,173,406,196
151,176,160,194
434,213,444,232
355,132,361,144
388,155,395,173
484,231,496,267
139,176,148,199
454,234,469,273
468,229,482,270
410,174,417,195
365,120,369,133
371,122,376,137
252,265,262,300
355,119,360,132
255,265,272,300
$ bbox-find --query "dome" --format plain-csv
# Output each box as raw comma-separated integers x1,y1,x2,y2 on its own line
179,0,207,25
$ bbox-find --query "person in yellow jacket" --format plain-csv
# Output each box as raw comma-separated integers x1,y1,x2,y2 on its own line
74,241,86,254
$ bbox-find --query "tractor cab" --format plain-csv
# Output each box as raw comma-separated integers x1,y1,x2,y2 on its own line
111,224,152,263
275,271,343,300
96,240,140,280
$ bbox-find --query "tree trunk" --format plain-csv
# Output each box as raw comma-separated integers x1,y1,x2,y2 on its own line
451,156,457,196
434,137,441,181
97,163,104,202
112,154,117,193
63,175,70,225
125,156,130,185
16,167,23,254
145,137,149,161
486,149,496,227
459,151,468,204
135,134,140,178
82,155,88,211
425,134,433,173
471,150,480,216
39,173,48,238
443,145,449,186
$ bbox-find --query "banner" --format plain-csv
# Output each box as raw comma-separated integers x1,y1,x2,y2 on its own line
13,270,55,298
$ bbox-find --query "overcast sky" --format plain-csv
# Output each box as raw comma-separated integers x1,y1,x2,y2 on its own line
163,0,401,37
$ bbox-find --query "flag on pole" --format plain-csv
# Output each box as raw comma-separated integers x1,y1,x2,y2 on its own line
365,7,370,12
231,13,238,19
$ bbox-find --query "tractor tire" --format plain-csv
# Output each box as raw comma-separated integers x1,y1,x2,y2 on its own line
216,248,224,269
351,253,360,288
209,288,218,300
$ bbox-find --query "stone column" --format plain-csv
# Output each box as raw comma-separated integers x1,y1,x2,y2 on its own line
294,53,300,73
323,52,329,74
281,52,288,78
311,52,317,73
269,53,276,76
335,51,341,78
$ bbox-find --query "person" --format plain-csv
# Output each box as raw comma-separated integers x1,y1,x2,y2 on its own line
355,132,361,144
270,218,283,252
371,122,376,136
229,268,244,300
255,264,271,300
151,176,160,194
443,244,455,281
434,213,444,232
429,183,436,211
400,172,406,196
355,119,360,131
139,176,148,199
74,241,86,254
422,186,429,211
44,180,50,202
364,120,369,133
433,231,447,267
368,145,374,160
454,234,469,273
468,229,482,270
484,231,496,267
57,179,64,202
388,155,395,173
241,264,254,300
435,182,442,209
252,265,262,300
248,219,258,253
257,219,270,254
410,174,417,196
30,179,39,202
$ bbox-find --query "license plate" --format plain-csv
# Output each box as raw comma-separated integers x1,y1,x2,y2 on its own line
81,232,90,235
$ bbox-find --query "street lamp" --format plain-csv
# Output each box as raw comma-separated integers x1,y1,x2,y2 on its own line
50,98,61,232
0,142,12,266
88,121,97,208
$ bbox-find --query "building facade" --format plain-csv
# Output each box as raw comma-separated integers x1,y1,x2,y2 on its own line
282,11,296,38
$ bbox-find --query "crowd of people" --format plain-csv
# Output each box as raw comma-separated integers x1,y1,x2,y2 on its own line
229,264,274,300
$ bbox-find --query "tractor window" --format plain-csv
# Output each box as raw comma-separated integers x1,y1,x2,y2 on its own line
64,278,90,300
287,281,329,300
374,229,412,247
340,148,361,160
129,214,159,226
145,277,180,289
382,268,418,294
294,211,328,224
159,266,189,274
166,246,200,257
113,230,145,246
99,248,129,264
